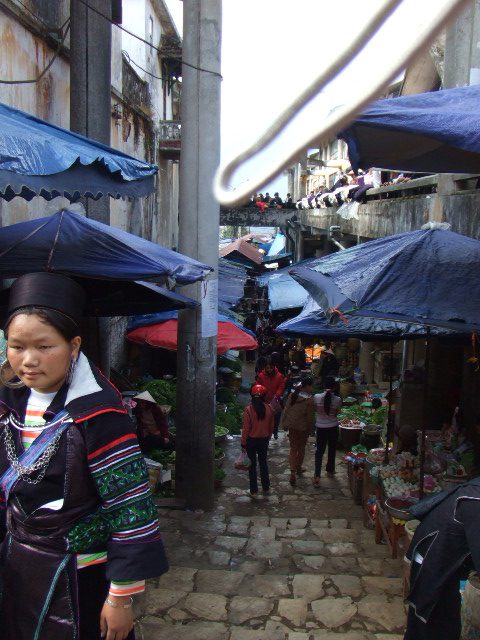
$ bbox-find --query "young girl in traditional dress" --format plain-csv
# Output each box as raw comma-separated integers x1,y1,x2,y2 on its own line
0,272,168,640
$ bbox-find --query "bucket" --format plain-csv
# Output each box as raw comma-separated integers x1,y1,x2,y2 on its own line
361,425,382,450
339,425,362,450
461,574,480,639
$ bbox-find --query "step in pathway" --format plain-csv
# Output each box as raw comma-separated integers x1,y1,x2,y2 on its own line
135,434,406,640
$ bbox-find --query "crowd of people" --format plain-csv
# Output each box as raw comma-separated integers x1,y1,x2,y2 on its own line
240,312,344,497
237,170,413,213
295,169,412,209
244,192,294,211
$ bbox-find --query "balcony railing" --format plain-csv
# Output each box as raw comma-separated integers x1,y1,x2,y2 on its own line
158,120,181,159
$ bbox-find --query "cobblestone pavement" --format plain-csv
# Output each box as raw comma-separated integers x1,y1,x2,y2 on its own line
135,430,407,640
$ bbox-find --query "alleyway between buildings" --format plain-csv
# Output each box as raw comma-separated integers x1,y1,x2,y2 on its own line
136,430,407,639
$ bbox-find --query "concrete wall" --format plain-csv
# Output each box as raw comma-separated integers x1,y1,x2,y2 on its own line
0,1,179,246
219,208,296,228
0,0,181,372
299,191,480,240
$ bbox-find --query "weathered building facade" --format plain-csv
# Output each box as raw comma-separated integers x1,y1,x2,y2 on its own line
0,0,181,248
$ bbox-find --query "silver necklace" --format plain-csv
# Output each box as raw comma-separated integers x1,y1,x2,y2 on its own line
2,417,67,485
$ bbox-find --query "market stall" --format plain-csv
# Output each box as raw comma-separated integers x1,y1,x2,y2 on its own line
343,425,475,559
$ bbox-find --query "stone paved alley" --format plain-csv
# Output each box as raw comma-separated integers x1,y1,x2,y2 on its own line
135,431,407,640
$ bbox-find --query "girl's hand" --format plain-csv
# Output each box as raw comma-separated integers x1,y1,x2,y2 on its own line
100,597,134,640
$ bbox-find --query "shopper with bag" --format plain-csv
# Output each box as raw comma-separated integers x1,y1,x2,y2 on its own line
241,384,274,496
280,376,315,486
313,376,342,487
256,357,286,439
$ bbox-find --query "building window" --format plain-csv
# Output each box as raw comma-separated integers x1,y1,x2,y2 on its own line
149,16,154,43
328,140,338,160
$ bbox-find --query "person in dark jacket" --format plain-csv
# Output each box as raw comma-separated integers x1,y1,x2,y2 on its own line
320,349,339,385
0,273,168,640
404,478,480,639
241,384,274,496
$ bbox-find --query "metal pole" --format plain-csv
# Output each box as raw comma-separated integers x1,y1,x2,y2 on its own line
175,0,222,511
419,327,431,499
70,0,112,374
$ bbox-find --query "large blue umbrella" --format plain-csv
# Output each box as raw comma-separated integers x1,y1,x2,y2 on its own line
0,209,211,285
290,226,480,332
0,101,157,201
0,279,197,319
218,259,248,309
339,85,480,174
276,296,459,340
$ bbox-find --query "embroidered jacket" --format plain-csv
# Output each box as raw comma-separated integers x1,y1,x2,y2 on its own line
0,353,168,582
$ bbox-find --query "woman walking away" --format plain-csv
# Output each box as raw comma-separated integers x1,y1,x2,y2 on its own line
241,384,274,496
280,376,315,486
313,376,342,487
0,272,168,640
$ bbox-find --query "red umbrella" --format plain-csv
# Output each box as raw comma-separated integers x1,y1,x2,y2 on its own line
127,319,257,355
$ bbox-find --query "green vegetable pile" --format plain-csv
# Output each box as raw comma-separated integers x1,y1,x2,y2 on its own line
214,467,226,481
215,399,243,435
149,449,176,466
218,355,242,373
137,379,177,411
338,404,387,425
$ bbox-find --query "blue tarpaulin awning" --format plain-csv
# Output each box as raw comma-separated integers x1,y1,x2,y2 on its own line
276,296,460,340
339,85,480,174
290,226,480,332
267,275,308,312
218,258,248,309
0,101,157,201
0,209,211,285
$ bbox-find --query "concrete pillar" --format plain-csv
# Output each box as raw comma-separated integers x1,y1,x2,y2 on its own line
70,0,112,374
294,227,304,261
70,0,112,224
175,0,222,511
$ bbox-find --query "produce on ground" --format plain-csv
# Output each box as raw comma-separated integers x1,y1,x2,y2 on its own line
338,404,387,426
149,449,176,466
215,399,243,435
137,379,177,411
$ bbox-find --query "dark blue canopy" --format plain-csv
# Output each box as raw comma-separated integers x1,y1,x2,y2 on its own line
0,209,211,285
276,296,459,340
290,226,480,332
339,85,480,174
0,279,197,318
218,259,248,309
0,101,157,201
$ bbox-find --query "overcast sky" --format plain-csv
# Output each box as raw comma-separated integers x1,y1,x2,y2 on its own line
165,0,448,198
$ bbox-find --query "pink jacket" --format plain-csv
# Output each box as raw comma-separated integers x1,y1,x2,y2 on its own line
241,404,274,446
